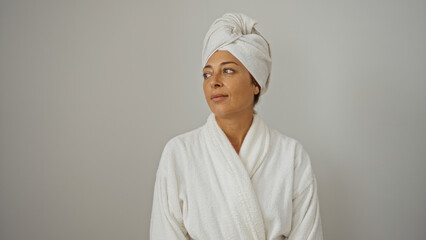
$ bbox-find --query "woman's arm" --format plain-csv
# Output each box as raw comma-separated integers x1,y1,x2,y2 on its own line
287,143,323,240
288,176,323,240
150,142,189,240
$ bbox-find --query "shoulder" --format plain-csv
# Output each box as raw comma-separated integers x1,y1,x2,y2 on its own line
157,126,205,174
269,127,306,154
268,127,313,169
268,128,316,194
162,126,205,154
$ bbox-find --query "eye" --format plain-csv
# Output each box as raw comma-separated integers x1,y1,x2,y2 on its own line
203,72,212,79
224,68,234,74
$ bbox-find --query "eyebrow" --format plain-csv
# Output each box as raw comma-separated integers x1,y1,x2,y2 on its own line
203,61,239,70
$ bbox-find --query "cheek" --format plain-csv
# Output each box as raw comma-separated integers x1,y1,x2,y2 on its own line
202,81,207,92
231,82,254,103
203,82,210,98
242,90,254,103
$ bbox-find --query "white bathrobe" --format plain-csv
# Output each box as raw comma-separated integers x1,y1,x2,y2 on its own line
150,113,323,240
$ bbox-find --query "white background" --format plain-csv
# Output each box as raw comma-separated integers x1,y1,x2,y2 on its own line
1,0,425,239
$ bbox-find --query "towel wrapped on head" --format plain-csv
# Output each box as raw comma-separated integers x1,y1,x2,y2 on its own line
202,13,272,95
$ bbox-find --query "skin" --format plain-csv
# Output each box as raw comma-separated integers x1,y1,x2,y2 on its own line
203,50,260,154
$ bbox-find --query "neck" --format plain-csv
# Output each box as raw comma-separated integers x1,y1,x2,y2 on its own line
215,108,254,154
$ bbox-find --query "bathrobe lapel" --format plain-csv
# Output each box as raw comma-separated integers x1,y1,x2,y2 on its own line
204,113,269,240
239,113,271,179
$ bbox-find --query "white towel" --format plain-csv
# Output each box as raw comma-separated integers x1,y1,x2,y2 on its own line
202,13,272,95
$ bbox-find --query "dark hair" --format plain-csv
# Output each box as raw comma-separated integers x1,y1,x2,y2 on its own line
251,75,261,106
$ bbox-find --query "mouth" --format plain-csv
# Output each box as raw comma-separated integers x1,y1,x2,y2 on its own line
211,94,229,102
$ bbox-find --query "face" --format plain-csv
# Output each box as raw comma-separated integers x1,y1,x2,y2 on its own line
203,50,260,118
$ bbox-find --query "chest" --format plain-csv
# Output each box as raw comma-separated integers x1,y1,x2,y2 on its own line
179,151,295,239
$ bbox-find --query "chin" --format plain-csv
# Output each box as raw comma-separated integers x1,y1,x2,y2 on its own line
210,107,243,118
211,104,254,118
210,109,228,117
209,106,231,117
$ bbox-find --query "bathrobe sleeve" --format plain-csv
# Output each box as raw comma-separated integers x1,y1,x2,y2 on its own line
287,143,323,240
150,141,189,240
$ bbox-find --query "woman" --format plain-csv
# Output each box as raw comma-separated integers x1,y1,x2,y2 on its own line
150,13,323,240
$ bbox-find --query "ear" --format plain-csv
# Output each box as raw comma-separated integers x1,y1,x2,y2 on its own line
254,85,260,95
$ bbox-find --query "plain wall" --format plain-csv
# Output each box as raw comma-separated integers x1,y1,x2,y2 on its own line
1,0,425,239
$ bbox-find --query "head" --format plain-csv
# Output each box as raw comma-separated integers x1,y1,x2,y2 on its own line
201,13,271,116
203,50,261,117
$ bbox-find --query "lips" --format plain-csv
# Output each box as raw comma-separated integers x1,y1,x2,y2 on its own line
211,93,228,102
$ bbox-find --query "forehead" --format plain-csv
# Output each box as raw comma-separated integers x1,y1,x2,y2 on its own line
204,50,243,67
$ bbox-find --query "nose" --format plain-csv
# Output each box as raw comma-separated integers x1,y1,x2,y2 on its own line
210,73,223,88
